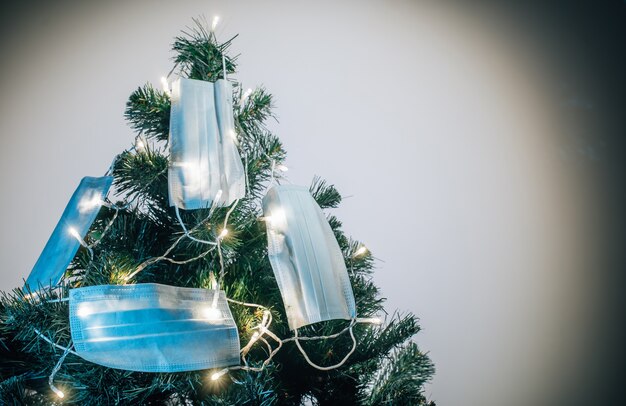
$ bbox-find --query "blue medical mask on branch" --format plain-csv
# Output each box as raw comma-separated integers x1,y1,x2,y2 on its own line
262,185,357,330
24,176,112,292
69,283,240,372
168,78,245,210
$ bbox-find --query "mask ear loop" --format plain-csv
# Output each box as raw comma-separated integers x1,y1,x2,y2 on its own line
174,204,219,246
291,319,358,371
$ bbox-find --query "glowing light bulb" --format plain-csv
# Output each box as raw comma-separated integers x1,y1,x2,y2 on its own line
68,227,80,240
135,138,145,152
219,229,229,238
161,76,169,94
357,317,382,325
52,387,64,398
211,368,228,381
354,246,368,257
211,16,220,32
77,304,92,318
265,208,287,230
78,194,103,212
203,306,222,321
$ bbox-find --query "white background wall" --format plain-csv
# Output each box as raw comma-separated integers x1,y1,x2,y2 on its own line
1,1,620,404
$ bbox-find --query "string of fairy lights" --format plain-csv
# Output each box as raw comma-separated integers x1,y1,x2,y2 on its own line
32,16,378,399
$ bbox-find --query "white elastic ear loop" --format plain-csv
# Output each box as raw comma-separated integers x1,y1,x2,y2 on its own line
173,205,218,246
292,320,358,371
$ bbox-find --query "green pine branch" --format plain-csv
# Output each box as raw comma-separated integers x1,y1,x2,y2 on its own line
125,84,171,142
361,343,435,406
172,18,237,82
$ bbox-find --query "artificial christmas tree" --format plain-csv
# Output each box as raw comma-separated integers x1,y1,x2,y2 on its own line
0,20,434,405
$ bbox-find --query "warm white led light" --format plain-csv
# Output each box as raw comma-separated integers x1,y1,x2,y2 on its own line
219,229,229,238
136,138,145,152
78,194,102,213
203,306,222,321
354,246,368,256
211,368,228,381
268,208,287,230
357,317,382,325
77,304,92,318
211,16,220,32
68,227,81,240
52,387,64,398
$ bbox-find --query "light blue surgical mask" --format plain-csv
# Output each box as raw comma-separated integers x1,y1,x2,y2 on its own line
25,176,112,292
168,78,245,210
262,185,356,330
69,283,241,372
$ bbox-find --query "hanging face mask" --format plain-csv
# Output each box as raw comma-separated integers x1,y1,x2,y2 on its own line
24,176,112,292
69,283,241,372
168,78,245,210
263,185,356,330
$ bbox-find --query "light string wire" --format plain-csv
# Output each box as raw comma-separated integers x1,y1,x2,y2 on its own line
32,329,76,398
211,316,381,379
48,341,72,398
33,328,77,356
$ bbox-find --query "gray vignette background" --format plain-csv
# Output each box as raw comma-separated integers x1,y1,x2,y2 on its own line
1,1,625,405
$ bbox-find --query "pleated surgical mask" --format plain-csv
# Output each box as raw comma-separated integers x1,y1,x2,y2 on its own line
262,185,356,330
69,283,241,373
25,176,113,292
168,78,245,210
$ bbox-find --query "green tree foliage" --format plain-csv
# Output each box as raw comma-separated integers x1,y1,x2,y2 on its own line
0,20,434,405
